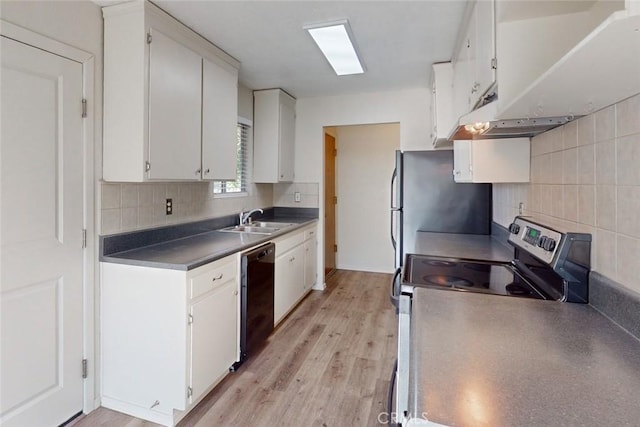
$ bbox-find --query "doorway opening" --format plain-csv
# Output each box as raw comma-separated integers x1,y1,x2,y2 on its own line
324,129,337,278
323,123,400,275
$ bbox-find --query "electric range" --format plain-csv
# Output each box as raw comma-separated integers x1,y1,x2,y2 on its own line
388,216,592,426
398,215,592,303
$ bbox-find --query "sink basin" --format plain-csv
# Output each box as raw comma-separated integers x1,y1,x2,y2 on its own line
220,225,280,235
219,221,296,235
250,221,295,228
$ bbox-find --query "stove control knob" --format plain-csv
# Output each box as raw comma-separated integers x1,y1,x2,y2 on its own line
543,238,556,252
537,236,547,248
508,223,520,234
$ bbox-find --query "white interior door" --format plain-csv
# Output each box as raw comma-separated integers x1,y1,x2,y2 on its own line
1,36,85,427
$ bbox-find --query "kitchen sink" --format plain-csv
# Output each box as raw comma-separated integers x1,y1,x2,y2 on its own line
219,221,295,235
250,221,295,228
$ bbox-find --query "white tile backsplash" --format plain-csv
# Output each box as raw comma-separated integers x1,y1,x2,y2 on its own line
563,120,578,149
595,104,616,142
562,148,578,184
617,235,640,294
577,114,595,146
100,181,273,234
595,139,616,185
616,133,640,186
616,94,640,138
272,182,319,208
493,92,640,294
577,145,595,185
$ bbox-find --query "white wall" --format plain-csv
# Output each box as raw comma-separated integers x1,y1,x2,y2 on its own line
295,88,432,285
335,124,399,273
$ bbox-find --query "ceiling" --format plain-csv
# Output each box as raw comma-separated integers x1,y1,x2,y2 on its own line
146,0,468,99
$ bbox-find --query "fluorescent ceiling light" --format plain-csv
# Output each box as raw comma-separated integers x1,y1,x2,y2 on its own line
305,20,364,76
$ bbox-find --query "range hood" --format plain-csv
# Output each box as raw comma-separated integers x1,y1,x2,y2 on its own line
448,101,575,140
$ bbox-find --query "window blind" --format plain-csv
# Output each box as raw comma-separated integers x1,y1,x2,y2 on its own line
213,122,249,194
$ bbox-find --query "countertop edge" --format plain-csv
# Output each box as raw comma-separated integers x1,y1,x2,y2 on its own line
99,218,318,271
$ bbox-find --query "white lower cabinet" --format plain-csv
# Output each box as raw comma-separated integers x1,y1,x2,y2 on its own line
101,255,238,427
274,243,305,324
274,223,317,325
189,278,237,403
303,228,318,291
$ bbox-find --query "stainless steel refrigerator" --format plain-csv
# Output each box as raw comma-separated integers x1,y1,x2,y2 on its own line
391,150,492,267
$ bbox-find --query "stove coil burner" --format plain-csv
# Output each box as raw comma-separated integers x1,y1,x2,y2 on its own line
423,275,474,288
421,260,457,267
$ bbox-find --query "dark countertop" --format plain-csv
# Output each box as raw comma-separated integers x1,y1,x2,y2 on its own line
409,287,640,427
100,216,317,271
411,232,513,262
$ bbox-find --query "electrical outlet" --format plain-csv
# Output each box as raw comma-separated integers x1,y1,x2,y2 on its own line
166,198,173,215
294,192,301,202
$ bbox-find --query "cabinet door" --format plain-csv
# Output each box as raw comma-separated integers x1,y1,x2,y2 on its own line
278,100,295,182
465,4,480,109
304,237,318,291
202,58,238,181
189,279,237,402
274,244,304,324
148,28,202,180
474,0,496,102
453,140,473,182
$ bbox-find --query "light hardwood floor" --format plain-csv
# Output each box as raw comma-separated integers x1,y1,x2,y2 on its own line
72,270,397,427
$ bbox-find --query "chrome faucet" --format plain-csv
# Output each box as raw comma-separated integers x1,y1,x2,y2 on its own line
239,208,263,225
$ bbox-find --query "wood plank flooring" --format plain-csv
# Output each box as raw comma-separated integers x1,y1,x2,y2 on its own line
72,270,396,427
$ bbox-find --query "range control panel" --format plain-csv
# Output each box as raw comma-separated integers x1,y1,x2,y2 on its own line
507,217,563,265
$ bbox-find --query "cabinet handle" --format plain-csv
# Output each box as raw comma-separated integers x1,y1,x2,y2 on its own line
289,257,295,262
204,168,210,174
212,274,223,282
233,290,238,296
195,169,201,175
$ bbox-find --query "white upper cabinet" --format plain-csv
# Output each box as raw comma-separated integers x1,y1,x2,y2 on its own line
430,62,455,147
495,0,639,119
148,29,203,180
253,89,296,183
452,0,496,120
202,58,238,181
102,1,239,182
453,138,530,183
474,0,496,105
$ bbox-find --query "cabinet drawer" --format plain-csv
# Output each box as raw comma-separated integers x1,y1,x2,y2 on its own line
304,226,317,241
275,230,305,255
190,258,237,300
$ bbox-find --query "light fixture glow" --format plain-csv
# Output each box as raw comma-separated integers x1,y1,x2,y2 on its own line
464,122,490,135
305,21,364,76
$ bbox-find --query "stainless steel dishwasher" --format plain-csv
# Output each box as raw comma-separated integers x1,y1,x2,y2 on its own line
235,242,275,369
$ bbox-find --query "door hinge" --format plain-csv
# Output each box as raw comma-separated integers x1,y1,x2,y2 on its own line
145,161,151,172
491,57,497,70
147,33,152,44
187,386,193,398
334,244,338,253
188,314,193,325
82,359,88,379
82,229,87,249
333,196,337,205
333,148,337,157
81,99,87,118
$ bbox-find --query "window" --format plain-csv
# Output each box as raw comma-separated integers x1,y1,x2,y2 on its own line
213,122,249,195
